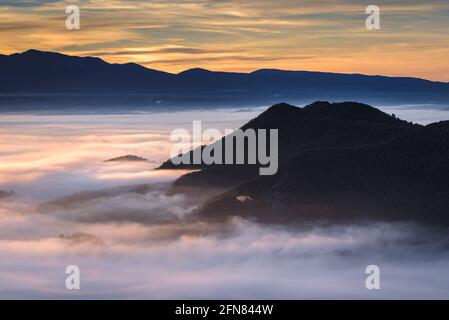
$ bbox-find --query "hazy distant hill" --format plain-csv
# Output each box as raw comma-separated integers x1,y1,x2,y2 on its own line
162,101,449,225
0,190,14,199
104,155,148,162
1,50,449,110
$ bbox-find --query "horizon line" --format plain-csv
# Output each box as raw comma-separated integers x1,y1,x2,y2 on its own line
2,49,447,84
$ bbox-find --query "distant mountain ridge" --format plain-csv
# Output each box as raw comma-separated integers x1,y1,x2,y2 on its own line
1,49,449,109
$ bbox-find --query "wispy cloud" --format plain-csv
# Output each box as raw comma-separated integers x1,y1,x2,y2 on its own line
0,0,448,80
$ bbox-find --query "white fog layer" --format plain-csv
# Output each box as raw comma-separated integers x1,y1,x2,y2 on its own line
1,106,449,299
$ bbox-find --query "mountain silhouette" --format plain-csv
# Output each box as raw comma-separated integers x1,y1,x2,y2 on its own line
1,50,449,109
0,49,172,92
104,155,148,162
161,101,417,188
0,190,14,199
162,101,449,225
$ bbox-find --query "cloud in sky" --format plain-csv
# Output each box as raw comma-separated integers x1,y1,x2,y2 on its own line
0,0,61,7
0,0,448,80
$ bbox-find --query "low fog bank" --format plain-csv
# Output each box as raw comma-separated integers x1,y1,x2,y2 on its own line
377,105,449,125
2,107,449,299
1,190,449,299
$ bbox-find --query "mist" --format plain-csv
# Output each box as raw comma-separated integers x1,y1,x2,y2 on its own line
2,192,449,299
2,107,449,299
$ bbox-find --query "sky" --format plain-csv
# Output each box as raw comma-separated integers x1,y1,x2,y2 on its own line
0,0,448,81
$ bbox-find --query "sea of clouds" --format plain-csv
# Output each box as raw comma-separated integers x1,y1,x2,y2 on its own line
1,107,449,299
2,191,449,299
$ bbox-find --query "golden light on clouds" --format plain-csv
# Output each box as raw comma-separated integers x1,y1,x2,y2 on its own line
0,0,448,80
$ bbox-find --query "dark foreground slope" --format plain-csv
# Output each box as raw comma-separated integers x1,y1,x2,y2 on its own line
162,102,449,225
161,101,417,188
197,121,449,224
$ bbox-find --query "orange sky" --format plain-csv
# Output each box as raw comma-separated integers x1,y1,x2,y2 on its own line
0,0,448,81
